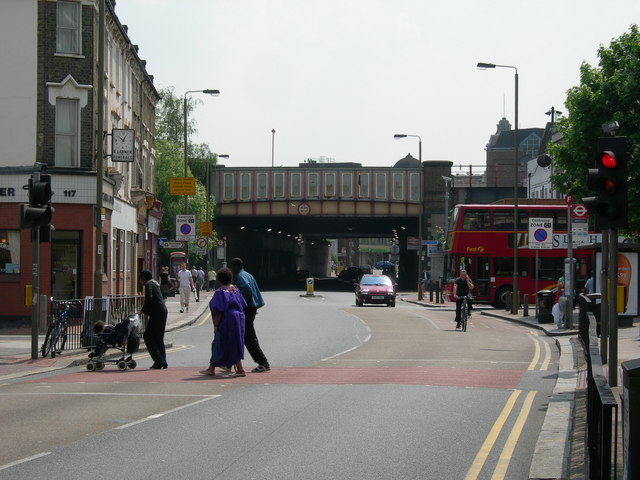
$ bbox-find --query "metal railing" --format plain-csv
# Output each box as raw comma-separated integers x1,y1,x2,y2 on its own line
49,295,145,352
579,296,618,480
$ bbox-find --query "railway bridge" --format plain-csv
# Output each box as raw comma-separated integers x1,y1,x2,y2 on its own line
210,158,452,289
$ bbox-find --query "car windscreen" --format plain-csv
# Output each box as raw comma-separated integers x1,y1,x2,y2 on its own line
360,276,392,286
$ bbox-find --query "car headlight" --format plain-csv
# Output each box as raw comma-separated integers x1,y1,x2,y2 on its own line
387,289,394,294
361,289,369,294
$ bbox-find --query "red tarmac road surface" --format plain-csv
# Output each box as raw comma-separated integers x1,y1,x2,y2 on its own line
27,366,522,389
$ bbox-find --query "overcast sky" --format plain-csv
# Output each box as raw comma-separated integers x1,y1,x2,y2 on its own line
115,0,639,171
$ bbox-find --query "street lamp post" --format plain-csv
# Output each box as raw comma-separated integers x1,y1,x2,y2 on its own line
477,62,519,313
271,129,276,167
206,154,229,270
183,89,220,215
394,133,423,300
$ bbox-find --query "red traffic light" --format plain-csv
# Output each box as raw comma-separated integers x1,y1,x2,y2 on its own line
600,151,616,168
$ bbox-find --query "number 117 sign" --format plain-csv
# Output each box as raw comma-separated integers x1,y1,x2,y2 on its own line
528,217,553,249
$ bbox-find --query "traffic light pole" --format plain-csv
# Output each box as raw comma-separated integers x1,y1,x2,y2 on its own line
608,227,618,386
30,200,40,360
600,231,609,363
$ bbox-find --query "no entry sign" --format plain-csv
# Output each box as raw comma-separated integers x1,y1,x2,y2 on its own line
528,217,553,249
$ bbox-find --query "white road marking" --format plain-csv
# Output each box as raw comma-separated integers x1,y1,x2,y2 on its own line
0,452,51,472
323,358,530,364
409,312,440,329
0,392,218,397
115,395,220,429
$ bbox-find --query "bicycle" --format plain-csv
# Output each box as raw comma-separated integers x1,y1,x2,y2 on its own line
458,295,471,332
41,300,74,358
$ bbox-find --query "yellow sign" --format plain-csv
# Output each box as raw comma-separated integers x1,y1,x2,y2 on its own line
25,285,32,306
170,177,196,195
200,222,213,236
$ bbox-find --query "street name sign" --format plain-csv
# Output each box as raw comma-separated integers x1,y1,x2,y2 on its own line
528,217,553,249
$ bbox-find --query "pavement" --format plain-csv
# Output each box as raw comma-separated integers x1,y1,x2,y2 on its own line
0,289,214,382
402,293,640,480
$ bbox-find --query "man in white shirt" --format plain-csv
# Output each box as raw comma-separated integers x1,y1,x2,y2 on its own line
177,263,195,313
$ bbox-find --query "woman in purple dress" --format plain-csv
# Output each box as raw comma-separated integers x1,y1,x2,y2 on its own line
199,268,247,377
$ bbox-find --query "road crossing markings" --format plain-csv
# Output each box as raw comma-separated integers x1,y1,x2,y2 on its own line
464,389,521,480
115,395,220,430
490,390,537,479
0,452,51,472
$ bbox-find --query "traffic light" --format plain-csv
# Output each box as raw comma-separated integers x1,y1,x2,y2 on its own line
583,136,628,229
21,174,54,229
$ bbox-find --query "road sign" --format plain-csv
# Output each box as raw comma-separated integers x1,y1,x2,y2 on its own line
170,177,196,195
196,237,207,248
176,214,196,241
160,241,184,249
528,217,553,249
200,221,212,236
572,222,589,246
564,194,574,205
571,204,588,220
407,236,420,251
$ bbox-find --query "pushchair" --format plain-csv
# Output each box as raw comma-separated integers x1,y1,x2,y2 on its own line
86,314,141,371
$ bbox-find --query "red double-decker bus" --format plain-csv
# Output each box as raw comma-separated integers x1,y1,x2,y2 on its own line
443,204,595,307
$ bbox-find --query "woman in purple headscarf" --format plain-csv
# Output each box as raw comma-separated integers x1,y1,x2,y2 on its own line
199,268,247,377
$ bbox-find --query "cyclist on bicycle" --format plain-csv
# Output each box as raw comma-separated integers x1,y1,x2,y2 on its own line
453,270,474,329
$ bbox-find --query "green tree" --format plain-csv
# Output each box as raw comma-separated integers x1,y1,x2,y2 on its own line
549,25,640,233
154,88,216,265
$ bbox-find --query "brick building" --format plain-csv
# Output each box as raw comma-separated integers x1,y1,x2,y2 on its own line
0,0,160,328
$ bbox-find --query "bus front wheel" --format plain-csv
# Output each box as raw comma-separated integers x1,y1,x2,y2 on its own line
494,287,512,309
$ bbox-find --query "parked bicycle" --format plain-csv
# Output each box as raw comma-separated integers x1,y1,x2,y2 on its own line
458,295,472,332
41,300,78,358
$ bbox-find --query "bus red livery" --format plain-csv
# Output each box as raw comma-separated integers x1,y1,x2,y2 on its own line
443,204,594,308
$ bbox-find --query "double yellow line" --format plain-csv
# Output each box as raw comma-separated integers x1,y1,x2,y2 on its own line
465,331,550,479
464,389,537,480
527,331,552,371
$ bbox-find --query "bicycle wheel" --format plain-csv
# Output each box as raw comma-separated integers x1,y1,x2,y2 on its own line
461,305,468,332
56,324,68,353
41,325,54,357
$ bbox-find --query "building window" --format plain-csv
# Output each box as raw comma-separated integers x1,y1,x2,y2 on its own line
375,173,387,199
393,173,404,200
0,230,21,274
291,173,302,198
56,1,81,55
256,173,268,199
520,134,541,157
325,173,336,197
55,98,79,167
273,172,285,198
409,173,420,201
223,173,235,200
240,173,251,200
358,173,370,198
308,173,319,197
342,173,353,198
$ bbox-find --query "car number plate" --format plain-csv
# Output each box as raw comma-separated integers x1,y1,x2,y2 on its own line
371,295,384,299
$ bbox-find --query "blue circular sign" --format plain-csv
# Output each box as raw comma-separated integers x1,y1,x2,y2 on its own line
534,228,548,242
180,224,192,235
